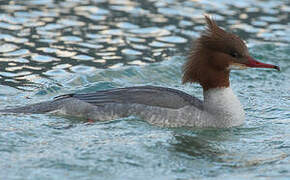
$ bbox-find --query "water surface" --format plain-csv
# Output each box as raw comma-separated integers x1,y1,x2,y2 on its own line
0,0,289,179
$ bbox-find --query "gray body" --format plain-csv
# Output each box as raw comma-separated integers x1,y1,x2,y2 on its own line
0,86,245,128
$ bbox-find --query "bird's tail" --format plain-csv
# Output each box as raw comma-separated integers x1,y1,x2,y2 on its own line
0,100,64,114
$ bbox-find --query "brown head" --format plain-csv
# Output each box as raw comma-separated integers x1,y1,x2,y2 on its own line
182,16,280,91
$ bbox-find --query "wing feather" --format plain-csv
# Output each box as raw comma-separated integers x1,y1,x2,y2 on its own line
54,86,203,110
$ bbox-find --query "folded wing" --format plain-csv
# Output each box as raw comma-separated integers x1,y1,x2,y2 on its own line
55,86,203,110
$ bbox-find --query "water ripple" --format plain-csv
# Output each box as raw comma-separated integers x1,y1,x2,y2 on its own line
0,44,18,53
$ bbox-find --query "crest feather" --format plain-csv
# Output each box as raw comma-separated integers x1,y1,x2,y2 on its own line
182,15,247,85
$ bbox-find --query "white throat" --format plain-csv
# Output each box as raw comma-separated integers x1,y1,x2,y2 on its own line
203,87,245,127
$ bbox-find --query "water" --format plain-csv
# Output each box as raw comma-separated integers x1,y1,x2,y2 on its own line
0,0,289,179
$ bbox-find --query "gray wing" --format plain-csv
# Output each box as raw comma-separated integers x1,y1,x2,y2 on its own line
54,86,203,110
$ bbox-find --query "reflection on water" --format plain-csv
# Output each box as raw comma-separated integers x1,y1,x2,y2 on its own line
0,0,289,179
0,0,289,90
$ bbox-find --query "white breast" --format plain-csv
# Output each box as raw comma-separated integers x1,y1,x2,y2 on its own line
203,87,245,127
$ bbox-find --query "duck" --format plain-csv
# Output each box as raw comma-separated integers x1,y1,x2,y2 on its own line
0,16,280,128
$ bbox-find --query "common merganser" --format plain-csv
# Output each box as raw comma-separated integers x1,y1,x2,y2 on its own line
0,16,280,128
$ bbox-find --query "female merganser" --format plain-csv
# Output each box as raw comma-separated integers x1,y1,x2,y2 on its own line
1,16,279,128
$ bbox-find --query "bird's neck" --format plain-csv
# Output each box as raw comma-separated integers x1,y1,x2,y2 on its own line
200,68,230,91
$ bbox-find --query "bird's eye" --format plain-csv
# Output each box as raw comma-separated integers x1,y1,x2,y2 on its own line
230,51,239,58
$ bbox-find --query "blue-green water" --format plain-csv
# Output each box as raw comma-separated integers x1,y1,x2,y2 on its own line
0,0,289,179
